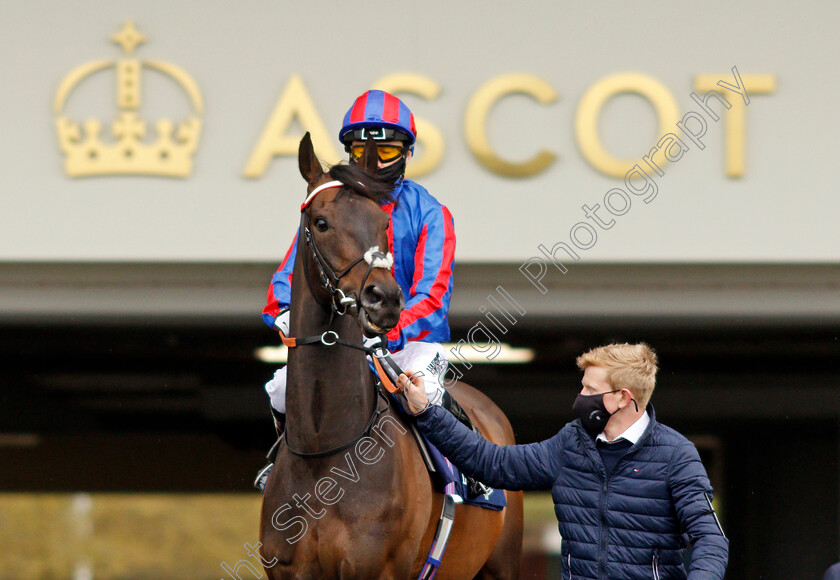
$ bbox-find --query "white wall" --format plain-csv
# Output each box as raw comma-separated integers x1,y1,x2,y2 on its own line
1,0,836,263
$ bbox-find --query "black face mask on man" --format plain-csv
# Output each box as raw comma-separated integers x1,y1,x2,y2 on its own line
572,390,622,436
572,390,641,437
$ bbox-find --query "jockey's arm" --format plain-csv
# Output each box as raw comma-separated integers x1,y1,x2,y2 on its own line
385,204,455,351
262,233,298,329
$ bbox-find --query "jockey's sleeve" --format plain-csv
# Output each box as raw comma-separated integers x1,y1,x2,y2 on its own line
262,233,298,329
416,405,563,491
386,204,455,351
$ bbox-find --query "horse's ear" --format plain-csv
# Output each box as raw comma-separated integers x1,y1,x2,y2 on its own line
361,136,379,175
298,132,324,184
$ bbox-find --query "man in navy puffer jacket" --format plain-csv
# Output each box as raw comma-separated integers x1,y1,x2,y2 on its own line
399,343,729,579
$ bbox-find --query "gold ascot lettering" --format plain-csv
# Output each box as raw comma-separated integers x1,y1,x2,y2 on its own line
243,74,341,178
57,27,777,181
465,74,558,177
373,74,444,179
694,73,776,178
575,73,681,178
238,71,776,180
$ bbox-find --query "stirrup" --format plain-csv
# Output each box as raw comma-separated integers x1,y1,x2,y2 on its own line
254,436,283,493
254,462,273,493
255,428,284,493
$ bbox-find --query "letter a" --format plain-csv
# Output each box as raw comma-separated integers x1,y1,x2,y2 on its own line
243,74,341,178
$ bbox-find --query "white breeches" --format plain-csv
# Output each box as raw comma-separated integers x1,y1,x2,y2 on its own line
264,341,449,414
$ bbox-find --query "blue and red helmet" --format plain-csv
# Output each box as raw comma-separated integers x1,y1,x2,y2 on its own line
339,90,417,147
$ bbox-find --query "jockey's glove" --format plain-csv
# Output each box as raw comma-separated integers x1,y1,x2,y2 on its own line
273,309,290,337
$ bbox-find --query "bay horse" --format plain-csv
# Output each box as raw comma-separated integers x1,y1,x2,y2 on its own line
259,133,523,579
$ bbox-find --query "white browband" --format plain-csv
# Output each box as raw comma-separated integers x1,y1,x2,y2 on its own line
300,180,344,211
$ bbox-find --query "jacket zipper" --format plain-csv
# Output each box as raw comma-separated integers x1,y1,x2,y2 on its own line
567,553,572,580
652,552,660,580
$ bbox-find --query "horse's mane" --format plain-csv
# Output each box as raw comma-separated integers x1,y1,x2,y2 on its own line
328,163,396,206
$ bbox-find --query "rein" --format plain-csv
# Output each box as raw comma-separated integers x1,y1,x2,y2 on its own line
284,388,391,458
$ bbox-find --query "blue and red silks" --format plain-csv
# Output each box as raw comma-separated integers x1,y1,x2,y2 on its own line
263,178,455,352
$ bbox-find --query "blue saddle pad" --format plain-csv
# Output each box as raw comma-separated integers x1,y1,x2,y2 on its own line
422,432,507,511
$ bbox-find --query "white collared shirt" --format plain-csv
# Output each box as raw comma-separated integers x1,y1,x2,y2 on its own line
596,411,650,445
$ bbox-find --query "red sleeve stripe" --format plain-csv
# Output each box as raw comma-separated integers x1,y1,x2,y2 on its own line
382,203,396,273
263,285,279,318
392,206,455,332
408,329,431,342
263,236,297,317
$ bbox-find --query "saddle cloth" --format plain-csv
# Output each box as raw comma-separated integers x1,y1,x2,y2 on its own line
423,437,507,511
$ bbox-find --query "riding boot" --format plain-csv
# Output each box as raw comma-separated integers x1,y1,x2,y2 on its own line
253,408,285,493
441,391,493,497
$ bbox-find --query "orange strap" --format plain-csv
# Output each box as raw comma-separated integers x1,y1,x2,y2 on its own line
279,331,297,348
372,356,400,394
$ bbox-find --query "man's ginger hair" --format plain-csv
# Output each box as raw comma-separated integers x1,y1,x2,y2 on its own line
576,343,659,408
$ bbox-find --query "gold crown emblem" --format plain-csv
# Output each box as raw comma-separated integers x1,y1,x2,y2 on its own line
54,22,203,178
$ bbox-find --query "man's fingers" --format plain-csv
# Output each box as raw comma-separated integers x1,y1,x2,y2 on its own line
399,369,418,386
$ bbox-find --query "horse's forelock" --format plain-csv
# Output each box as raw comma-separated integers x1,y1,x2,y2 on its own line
328,163,396,207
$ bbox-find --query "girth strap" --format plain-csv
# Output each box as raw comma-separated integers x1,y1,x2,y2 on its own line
417,493,460,580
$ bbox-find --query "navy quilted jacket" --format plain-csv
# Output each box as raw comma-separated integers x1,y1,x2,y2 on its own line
417,405,728,579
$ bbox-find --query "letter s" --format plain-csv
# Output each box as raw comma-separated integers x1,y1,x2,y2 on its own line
271,503,308,544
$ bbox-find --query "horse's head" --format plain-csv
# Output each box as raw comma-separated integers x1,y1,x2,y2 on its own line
297,132,405,337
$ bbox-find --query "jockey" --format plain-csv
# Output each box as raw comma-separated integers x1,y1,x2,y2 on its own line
255,90,489,496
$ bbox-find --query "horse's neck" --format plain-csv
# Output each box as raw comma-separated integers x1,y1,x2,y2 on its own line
285,258,377,451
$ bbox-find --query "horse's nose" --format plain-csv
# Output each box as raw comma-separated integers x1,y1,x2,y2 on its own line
360,283,403,313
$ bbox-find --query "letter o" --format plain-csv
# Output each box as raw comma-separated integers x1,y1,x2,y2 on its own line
575,73,680,178
603,188,632,216
569,222,598,250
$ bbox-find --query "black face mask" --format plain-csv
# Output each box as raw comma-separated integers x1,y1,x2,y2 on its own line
373,154,407,186
572,390,621,437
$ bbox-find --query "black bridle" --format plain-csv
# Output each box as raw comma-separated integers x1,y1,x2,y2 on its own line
299,180,393,318
302,211,363,317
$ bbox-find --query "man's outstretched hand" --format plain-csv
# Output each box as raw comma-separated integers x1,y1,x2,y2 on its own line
397,369,429,415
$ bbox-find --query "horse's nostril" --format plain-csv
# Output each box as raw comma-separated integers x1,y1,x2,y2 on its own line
361,285,385,309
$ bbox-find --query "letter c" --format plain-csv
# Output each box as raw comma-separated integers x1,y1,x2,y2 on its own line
465,74,558,177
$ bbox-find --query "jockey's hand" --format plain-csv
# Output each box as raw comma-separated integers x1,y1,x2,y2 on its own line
398,369,429,415
274,309,290,337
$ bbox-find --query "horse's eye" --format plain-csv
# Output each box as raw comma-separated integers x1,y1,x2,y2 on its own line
314,217,329,232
